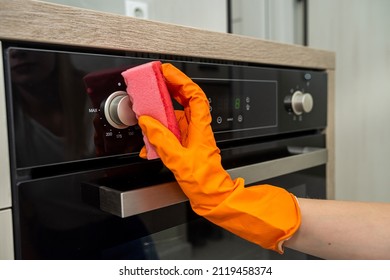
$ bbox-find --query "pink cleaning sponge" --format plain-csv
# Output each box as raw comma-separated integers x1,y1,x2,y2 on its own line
121,61,181,160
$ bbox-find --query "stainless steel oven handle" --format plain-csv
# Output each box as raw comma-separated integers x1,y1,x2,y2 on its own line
99,182,186,218
97,148,327,218
228,148,328,185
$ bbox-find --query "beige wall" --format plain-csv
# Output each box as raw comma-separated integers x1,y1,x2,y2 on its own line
309,0,390,202
42,0,227,32
231,0,304,45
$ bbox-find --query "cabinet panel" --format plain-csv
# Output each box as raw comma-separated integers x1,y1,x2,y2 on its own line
0,41,12,210
0,209,14,260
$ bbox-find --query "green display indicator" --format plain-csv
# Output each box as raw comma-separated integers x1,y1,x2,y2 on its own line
235,98,240,110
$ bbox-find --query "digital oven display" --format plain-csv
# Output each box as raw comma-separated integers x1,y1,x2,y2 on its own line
193,78,278,133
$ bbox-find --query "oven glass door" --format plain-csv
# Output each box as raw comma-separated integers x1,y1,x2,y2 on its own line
124,165,325,260
15,135,326,260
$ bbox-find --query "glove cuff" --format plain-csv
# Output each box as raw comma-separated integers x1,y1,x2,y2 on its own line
200,181,301,253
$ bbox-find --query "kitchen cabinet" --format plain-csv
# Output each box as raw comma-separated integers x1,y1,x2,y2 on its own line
0,40,13,260
0,209,14,259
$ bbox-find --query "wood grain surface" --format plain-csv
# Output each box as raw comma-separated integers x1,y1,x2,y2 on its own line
0,0,334,69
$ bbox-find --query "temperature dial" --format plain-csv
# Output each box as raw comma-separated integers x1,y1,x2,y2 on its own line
285,91,314,115
104,91,137,129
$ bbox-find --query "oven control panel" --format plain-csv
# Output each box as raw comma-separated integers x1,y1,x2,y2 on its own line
4,45,327,167
182,63,327,142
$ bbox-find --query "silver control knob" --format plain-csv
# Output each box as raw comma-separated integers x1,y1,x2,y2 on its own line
104,91,137,129
291,91,313,115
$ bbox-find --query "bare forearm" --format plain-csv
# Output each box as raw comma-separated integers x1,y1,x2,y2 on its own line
284,198,390,259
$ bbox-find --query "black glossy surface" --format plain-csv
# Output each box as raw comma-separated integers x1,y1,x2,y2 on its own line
4,46,327,169
3,43,327,260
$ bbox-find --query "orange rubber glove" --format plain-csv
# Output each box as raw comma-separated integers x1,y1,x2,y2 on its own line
138,63,301,253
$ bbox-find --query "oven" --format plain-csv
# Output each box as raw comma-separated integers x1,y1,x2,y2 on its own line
1,42,327,260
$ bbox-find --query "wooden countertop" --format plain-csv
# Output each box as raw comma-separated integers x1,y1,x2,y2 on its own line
0,0,334,70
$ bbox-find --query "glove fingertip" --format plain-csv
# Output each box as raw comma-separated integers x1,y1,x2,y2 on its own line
138,115,183,156
139,146,147,159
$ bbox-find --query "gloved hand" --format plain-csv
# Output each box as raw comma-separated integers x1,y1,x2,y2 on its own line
138,63,301,253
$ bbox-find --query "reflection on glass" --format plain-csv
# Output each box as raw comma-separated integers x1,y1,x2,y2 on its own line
9,48,94,167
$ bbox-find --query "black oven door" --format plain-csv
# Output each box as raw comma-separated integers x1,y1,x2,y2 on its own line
14,134,326,260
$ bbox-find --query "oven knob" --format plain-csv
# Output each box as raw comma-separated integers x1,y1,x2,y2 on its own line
104,91,137,129
290,91,313,115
